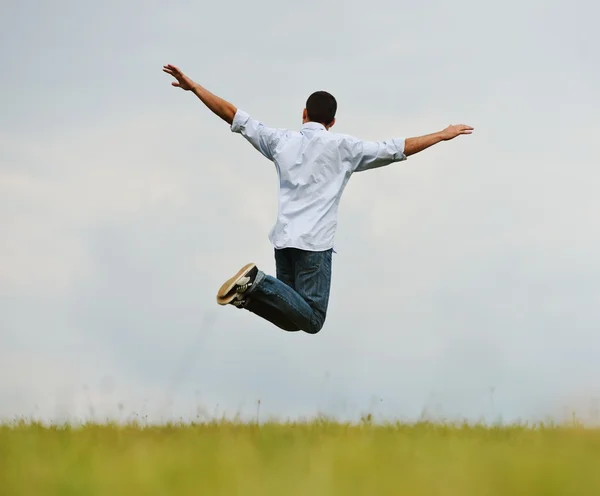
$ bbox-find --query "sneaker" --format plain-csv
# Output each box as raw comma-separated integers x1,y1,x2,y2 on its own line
230,293,248,309
216,263,258,306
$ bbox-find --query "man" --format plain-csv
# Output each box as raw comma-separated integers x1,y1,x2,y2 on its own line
163,64,473,335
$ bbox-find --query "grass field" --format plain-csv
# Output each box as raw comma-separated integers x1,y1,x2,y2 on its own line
2,419,600,495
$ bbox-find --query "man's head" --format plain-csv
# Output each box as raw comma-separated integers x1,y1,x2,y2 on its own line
303,91,337,129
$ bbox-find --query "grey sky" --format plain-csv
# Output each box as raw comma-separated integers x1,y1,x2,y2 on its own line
1,0,600,424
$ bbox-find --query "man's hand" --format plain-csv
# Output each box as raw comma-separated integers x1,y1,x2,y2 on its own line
440,124,474,141
163,64,196,91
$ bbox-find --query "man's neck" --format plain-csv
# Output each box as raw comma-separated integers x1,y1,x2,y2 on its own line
303,120,330,130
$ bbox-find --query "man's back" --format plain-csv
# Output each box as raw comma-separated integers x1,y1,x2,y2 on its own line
231,110,407,251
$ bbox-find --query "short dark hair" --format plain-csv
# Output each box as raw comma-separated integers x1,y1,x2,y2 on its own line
306,91,337,125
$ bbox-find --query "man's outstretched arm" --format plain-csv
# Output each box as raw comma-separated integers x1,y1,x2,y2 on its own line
350,123,474,172
163,64,237,125
163,64,282,161
404,124,474,156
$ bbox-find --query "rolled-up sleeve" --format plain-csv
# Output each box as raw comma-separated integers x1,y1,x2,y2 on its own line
347,136,407,172
231,109,281,162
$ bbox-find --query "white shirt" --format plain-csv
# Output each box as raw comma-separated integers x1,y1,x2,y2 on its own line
231,109,407,252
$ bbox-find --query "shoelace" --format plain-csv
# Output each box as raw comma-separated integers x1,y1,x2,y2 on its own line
236,281,252,293
235,275,253,294
231,294,246,307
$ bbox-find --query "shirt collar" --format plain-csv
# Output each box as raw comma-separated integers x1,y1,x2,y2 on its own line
301,121,326,131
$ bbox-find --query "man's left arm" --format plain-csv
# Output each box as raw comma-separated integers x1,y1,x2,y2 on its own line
163,64,237,124
230,110,281,161
163,64,281,160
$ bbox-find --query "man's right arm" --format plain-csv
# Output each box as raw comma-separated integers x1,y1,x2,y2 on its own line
404,124,474,156
349,123,474,172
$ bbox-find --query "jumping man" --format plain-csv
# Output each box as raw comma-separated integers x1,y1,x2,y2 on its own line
163,64,473,335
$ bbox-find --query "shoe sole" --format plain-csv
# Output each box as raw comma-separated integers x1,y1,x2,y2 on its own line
216,263,256,305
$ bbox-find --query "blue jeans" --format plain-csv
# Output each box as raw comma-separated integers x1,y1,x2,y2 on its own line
244,248,333,334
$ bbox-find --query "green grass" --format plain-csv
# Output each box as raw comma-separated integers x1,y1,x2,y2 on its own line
2,419,600,495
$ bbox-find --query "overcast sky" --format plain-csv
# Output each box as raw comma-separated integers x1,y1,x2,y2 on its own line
1,0,600,424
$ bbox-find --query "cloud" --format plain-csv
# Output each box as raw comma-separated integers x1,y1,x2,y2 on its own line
1,0,600,424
